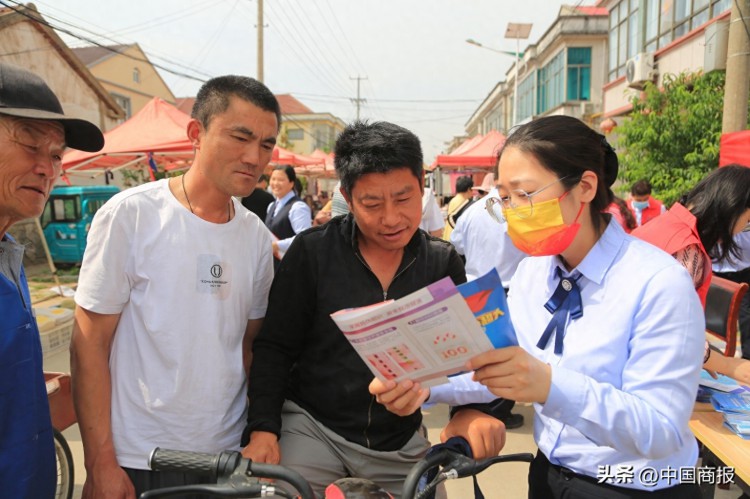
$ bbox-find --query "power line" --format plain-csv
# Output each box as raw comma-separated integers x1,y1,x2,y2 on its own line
292,92,481,104
0,0,209,82
249,2,350,97
7,0,216,78
233,3,346,98
105,1,222,38
272,1,352,96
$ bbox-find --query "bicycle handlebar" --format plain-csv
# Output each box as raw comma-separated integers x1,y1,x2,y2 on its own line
141,447,533,499
141,448,316,499
402,450,535,499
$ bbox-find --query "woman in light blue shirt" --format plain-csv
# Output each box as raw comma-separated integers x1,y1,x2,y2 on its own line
470,116,705,498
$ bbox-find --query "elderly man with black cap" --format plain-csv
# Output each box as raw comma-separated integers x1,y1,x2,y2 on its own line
0,62,103,498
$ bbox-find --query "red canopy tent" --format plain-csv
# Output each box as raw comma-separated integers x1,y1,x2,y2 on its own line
719,130,750,167
431,130,506,170
63,97,193,174
273,147,324,168
63,98,326,177
307,149,336,177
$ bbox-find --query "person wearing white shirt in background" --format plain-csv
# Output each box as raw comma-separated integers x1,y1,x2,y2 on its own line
440,169,528,430
713,230,750,361
266,165,312,264
420,186,444,237
451,172,527,285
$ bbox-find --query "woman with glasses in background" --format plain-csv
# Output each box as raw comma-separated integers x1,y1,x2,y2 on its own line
468,115,704,498
632,164,750,385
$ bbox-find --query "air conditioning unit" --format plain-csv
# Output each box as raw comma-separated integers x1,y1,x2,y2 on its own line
579,102,595,116
626,52,657,89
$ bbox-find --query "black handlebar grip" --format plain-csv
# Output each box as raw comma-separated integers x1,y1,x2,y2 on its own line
149,448,219,475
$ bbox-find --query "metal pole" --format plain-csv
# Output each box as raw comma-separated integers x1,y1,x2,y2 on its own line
34,218,63,297
356,76,361,120
257,0,264,82
349,76,367,121
722,0,750,133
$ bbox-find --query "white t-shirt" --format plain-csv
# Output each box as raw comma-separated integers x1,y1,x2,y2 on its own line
75,179,274,469
420,188,444,233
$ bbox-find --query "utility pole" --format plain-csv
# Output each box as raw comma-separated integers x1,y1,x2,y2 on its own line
257,0,264,83
722,0,750,133
350,75,367,121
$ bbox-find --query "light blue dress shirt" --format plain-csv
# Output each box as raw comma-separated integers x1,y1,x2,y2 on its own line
509,220,705,491
426,372,497,407
268,190,312,253
450,188,527,286
712,231,750,273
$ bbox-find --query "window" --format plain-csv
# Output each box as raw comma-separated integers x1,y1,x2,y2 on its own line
516,73,536,123
537,50,565,114
643,0,731,52
567,48,592,101
111,93,131,120
87,199,105,215
712,0,731,16
287,128,304,140
608,0,639,80
645,0,659,52
133,67,140,83
41,196,80,227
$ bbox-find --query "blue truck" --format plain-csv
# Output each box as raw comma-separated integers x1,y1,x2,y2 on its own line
40,185,119,265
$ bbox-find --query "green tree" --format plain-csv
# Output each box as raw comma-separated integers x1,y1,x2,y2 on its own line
617,71,727,205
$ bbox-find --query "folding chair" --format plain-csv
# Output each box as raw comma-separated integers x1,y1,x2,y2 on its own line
705,275,749,357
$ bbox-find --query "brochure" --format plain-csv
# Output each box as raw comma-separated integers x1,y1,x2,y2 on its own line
711,392,750,414
699,370,748,394
331,269,514,385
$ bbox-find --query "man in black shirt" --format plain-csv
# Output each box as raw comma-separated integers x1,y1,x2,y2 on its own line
242,121,505,497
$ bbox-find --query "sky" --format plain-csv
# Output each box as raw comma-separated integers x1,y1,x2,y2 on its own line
30,0,593,162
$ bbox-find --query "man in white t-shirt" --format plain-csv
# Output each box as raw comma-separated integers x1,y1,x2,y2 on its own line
71,75,280,498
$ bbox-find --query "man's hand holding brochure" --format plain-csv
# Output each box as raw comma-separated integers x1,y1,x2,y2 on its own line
330,269,515,386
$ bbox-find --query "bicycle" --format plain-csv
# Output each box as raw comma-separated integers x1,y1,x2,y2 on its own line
139,441,534,499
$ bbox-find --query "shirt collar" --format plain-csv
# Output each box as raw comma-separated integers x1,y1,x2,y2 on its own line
276,190,296,206
553,218,627,286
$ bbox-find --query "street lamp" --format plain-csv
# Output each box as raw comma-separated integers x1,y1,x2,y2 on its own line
465,38,523,130
466,38,522,58
466,24,532,127
505,23,532,126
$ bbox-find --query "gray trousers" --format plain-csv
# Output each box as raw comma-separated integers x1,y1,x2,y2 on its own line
279,400,431,499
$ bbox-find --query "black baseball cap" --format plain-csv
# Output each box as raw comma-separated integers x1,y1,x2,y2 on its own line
0,62,104,152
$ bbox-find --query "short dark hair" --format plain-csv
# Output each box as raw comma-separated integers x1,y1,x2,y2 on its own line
631,179,652,196
499,115,617,232
455,175,473,193
684,165,750,262
272,164,296,184
192,75,281,130
258,174,269,183
334,121,423,197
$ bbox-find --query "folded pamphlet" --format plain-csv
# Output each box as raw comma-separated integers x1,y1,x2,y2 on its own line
331,269,515,385
699,370,748,394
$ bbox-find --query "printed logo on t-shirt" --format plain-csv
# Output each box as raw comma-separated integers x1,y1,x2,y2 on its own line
197,254,230,299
